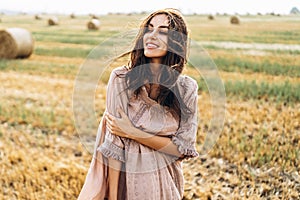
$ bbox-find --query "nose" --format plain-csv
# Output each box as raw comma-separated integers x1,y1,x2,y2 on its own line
148,29,158,39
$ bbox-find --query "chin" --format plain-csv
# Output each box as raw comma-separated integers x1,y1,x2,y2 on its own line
144,52,155,58
144,51,166,58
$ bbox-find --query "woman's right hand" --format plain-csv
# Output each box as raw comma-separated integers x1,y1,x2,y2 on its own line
106,108,136,139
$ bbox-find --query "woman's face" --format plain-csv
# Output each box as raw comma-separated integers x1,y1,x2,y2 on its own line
143,14,169,63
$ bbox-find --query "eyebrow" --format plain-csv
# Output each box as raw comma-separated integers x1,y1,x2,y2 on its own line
148,23,169,29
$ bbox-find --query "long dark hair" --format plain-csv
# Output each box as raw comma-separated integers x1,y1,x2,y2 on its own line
125,8,189,118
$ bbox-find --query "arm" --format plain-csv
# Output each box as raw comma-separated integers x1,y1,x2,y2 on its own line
106,76,199,160
100,67,129,200
108,158,121,200
128,124,183,158
105,108,183,158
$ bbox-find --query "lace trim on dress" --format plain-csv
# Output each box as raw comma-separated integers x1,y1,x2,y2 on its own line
172,135,199,159
97,140,125,162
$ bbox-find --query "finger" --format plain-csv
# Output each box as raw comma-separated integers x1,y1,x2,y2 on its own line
105,115,112,125
106,117,116,132
106,112,113,121
107,125,123,137
106,124,113,133
106,113,116,124
106,121,118,133
105,117,112,127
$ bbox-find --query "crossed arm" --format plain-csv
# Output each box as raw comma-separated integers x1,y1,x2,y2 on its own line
105,94,183,200
105,107,183,158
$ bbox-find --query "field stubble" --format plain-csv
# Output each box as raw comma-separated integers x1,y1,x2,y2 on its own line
0,13,299,199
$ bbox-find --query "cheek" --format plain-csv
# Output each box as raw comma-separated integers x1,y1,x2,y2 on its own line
162,35,168,43
160,36,168,49
143,34,148,46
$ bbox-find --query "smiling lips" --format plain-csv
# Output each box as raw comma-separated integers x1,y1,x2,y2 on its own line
145,42,159,49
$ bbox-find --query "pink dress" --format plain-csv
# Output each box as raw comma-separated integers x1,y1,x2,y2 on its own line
78,66,199,200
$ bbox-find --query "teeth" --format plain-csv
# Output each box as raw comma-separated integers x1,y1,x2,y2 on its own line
147,43,158,48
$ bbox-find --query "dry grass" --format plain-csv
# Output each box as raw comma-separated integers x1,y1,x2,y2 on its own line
0,13,299,199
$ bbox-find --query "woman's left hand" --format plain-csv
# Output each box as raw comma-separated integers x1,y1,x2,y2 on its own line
105,108,135,139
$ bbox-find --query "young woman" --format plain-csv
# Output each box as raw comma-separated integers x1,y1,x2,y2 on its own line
78,8,199,200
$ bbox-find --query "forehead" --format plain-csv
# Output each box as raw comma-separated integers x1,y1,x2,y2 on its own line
149,14,169,27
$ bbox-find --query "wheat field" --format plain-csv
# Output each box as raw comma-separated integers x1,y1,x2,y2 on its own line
0,13,299,199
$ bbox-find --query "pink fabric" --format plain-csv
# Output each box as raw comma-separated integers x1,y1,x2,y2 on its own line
128,95,179,136
77,118,108,200
78,66,199,200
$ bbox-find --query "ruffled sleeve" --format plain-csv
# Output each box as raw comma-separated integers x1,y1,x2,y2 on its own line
97,66,130,162
172,75,199,159
77,66,129,200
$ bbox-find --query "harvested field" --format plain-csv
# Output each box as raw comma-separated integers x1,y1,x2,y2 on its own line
0,13,299,199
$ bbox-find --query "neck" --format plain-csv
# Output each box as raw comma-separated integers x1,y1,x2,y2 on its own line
149,63,160,82
150,62,160,73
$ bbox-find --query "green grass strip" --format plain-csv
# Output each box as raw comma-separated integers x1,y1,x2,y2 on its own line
34,47,92,58
225,80,300,103
32,31,118,45
0,59,78,77
214,57,300,77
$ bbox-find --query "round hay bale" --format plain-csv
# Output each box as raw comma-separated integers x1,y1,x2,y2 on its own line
48,17,59,26
90,14,99,19
87,19,100,30
0,28,34,59
70,13,75,19
230,15,240,24
208,15,214,20
35,14,42,20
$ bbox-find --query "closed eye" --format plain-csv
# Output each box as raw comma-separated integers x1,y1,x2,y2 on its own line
145,28,168,36
145,27,154,33
146,23,169,35
159,30,168,35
